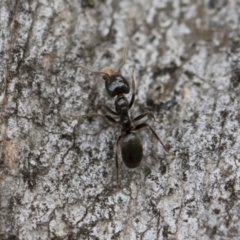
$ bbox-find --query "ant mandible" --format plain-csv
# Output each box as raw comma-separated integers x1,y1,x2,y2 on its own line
73,46,175,188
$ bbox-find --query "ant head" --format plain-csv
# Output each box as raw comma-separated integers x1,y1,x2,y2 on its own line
100,67,130,97
75,45,130,97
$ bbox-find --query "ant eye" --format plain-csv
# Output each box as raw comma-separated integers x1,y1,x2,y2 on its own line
102,75,108,81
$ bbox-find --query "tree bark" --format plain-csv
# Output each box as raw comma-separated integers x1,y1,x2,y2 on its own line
1,0,240,239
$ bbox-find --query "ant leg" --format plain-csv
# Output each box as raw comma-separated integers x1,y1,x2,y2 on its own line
117,45,130,73
97,104,118,116
70,113,118,124
129,69,135,109
115,134,123,189
131,111,160,123
134,123,176,159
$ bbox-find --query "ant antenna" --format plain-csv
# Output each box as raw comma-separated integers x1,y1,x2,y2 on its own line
117,45,130,73
74,65,109,76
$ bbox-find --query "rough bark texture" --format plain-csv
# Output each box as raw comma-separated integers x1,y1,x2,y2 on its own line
1,0,240,239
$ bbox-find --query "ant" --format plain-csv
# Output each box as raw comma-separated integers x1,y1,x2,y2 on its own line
73,46,175,188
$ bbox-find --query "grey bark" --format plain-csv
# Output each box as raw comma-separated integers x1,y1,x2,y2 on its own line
1,0,240,239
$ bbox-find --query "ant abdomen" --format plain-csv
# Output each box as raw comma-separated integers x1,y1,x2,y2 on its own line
121,132,143,168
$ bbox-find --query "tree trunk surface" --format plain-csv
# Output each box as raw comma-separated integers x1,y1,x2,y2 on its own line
1,1,240,239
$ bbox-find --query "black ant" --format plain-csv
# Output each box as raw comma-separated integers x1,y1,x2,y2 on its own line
73,46,175,188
